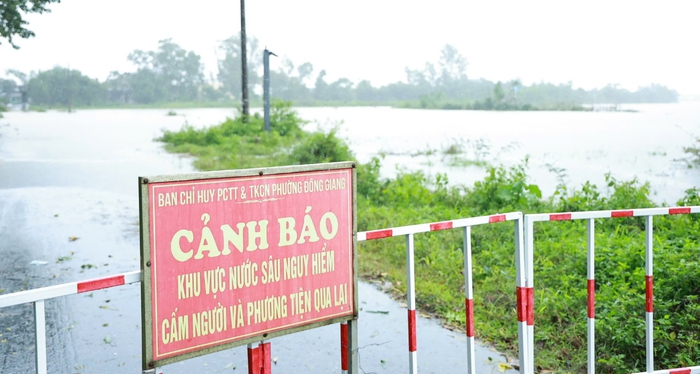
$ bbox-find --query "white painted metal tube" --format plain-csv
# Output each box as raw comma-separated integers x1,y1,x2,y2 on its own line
525,215,535,374
463,226,475,374
34,300,47,374
514,216,530,374
646,216,654,373
406,234,418,374
587,219,596,374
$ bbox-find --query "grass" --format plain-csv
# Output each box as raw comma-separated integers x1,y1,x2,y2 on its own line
158,101,700,373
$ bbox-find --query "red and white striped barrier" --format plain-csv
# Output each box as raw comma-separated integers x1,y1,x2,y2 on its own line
0,271,141,374
18,205,699,374
524,206,700,374
358,212,527,374
631,368,700,374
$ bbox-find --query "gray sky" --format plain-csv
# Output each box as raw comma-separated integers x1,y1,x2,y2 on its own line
1,0,699,94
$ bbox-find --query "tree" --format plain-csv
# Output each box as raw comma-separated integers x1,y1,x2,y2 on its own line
127,39,205,103
493,81,505,103
0,0,60,49
313,70,328,100
103,71,131,103
27,66,104,107
296,62,314,86
216,35,262,100
438,44,467,85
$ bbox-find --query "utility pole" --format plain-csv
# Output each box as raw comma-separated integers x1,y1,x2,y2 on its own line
240,0,249,122
263,48,277,132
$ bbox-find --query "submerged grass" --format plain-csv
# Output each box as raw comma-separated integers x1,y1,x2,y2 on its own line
159,101,700,373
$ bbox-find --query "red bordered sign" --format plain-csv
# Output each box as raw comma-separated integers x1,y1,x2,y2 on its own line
139,163,357,369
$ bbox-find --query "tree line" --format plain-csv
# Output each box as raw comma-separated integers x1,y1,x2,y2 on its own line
0,37,679,109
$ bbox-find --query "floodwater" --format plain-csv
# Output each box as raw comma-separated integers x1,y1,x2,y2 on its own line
0,108,523,373
296,102,700,204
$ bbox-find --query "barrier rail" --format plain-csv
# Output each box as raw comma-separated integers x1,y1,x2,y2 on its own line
524,206,700,374
358,212,527,374
0,271,142,374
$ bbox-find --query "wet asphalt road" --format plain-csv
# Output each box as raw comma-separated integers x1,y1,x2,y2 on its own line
0,110,518,373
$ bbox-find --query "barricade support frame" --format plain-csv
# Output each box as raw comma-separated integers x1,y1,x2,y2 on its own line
359,212,526,374
524,206,700,374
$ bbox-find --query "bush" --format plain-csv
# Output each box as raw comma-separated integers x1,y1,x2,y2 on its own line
287,127,353,165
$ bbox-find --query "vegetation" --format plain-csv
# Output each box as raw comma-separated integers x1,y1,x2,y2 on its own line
0,0,60,49
398,90,592,111
0,38,678,111
683,140,700,168
159,102,700,373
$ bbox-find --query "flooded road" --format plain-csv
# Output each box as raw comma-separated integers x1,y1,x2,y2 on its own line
0,109,518,373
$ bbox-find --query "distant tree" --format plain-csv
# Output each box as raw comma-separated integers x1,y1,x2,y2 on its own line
216,35,262,100
355,80,377,102
296,62,314,87
103,71,131,103
313,70,328,100
493,81,505,102
508,79,521,102
0,0,60,49
269,68,312,102
405,62,438,88
28,66,104,107
127,39,205,103
0,78,17,96
438,44,467,85
326,77,355,101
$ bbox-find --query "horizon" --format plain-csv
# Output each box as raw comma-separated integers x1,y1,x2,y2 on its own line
1,0,698,95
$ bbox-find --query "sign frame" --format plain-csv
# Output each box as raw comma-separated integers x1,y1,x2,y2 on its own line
138,162,358,370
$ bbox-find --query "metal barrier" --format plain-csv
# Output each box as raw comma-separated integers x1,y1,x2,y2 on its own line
524,206,700,374
0,271,142,374
16,205,700,373
358,212,527,374
0,212,527,374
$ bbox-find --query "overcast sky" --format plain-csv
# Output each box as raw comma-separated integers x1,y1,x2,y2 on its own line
1,0,698,94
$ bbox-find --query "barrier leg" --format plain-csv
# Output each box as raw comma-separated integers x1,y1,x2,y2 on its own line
406,234,418,374
34,300,47,374
645,216,654,373
261,342,271,374
340,322,349,373
524,216,535,374
587,219,596,374
463,226,476,374
248,342,271,374
515,216,531,374
348,319,359,374
248,343,260,374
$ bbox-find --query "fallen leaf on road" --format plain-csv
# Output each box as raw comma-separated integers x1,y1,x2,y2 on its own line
498,363,514,372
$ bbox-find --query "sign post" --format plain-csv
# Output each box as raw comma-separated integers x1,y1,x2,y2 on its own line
139,162,358,371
